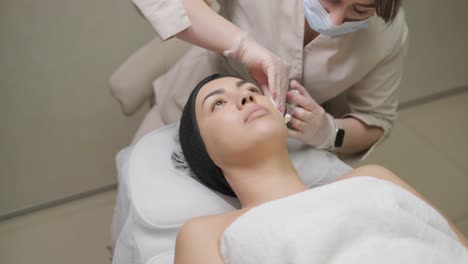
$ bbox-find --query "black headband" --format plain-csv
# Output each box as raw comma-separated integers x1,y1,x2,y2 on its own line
179,73,237,197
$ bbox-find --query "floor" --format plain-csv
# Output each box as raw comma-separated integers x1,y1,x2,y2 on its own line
0,191,115,263
0,91,467,264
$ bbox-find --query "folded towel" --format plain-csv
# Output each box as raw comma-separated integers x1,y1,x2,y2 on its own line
221,176,468,264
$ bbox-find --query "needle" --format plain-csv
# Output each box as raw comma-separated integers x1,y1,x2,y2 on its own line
283,90,299,124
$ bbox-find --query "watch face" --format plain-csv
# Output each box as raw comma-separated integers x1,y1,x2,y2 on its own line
335,128,345,147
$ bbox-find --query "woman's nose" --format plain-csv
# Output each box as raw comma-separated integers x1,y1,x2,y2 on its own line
329,9,345,26
238,94,255,109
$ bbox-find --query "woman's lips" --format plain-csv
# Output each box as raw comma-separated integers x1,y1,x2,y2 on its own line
244,105,269,123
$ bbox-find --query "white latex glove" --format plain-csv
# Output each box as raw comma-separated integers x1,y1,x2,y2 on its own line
286,80,336,149
223,32,289,112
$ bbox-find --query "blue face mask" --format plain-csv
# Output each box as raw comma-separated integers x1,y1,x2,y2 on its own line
303,0,370,37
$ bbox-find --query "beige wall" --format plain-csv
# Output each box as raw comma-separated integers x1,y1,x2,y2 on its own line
1,0,467,216
0,0,154,215
399,0,468,102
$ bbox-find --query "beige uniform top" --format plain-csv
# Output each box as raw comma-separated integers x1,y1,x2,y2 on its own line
132,0,409,160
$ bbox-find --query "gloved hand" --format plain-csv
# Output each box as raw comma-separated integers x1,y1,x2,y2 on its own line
223,32,289,112
286,80,336,149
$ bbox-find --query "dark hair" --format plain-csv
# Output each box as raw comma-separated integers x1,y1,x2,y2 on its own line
376,0,403,23
178,73,237,197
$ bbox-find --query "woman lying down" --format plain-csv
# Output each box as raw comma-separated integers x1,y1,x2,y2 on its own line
175,74,468,264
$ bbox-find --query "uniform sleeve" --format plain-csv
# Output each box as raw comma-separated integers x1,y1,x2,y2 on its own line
131,0,217,41
341,23,409,161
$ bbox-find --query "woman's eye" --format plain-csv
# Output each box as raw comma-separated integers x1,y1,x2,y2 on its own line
249,87,261,94
354,9,366,15
211,99,225,111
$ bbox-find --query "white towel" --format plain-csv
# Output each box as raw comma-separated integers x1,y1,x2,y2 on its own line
220,177,468,264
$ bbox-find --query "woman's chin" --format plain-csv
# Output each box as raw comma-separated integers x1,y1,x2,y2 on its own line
249,119,287,142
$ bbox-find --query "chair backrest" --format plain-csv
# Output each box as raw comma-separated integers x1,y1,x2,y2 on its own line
108,37,191,115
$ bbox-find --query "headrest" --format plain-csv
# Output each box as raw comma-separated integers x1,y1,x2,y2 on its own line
128,123,352,228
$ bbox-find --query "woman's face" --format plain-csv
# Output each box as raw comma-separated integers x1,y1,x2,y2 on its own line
318,0,376,25
195,77,286,167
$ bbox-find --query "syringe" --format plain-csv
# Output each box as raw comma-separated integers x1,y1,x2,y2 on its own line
283,90,299,124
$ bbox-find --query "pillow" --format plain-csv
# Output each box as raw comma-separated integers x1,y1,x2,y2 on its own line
112,123,352,264
108,38,190,115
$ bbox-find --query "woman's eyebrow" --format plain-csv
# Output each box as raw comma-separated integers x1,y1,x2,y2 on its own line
202,88,225,107
236,79,248,88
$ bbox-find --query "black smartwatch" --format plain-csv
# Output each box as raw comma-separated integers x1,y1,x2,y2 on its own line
334,128,345,148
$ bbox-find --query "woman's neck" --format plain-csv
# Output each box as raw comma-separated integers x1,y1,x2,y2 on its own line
223,150,309,209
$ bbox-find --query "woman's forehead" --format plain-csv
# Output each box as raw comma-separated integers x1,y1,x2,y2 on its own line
196,77,256,106
198,77,241,96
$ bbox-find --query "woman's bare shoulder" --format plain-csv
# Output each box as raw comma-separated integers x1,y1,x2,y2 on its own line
339,164,402,184
179,209,246,235
174,210,246,264
338,165,468,247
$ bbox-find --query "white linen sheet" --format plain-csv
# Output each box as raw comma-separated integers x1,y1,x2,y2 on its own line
221,176,467,264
